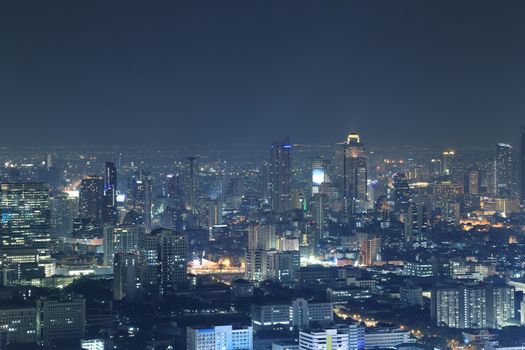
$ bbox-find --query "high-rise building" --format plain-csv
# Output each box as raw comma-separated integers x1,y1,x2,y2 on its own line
139,228,188,295
103,224,144,266
392,173,410,213
0,182,51,250
299,328,349,350
342,133,367,209
37,294,86,344
404,203,428,243
245,249,268,282
442,149,455,176
113,252,141,302
128,174,152,230
467,168,480,195
103,162,118,225
50,192,77,237
267,250,300,285
486,283,515,329
495,143,513,197
187,325,253,350
520,126,525,204
185,156,198,213
268,141,292,212
291,298,333,329
431,287,460,328
79,176,105,227
0,307,38,343
311,158,329,195
358,233,380,266
207,199,222,228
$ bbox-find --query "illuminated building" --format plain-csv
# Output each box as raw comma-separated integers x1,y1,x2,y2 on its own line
495,143,513,197
0,307,38,343
185,156,198,213
245,249,267,282
37,294,86,344
267,250,300,285
364,328,412,349
431,287,460,328
103,162,118,225
299,328,349,350
486,284,515,329
268,141,292,212
311,158,329,195
291,298,333,329
113,252,141,302
79,175,104,227
50,192,77,237
521,126,525,203
392,173,410,213
442,149,455,176
139,228,188,295
187,325,253,350
403,203,428,243
0,182,51,250
358,233,380,266
433,181,462,209
251,302,291,331
342,133,367,208
207,199,222,227
103,224,144,266
467,168,480,195
128,173,152,230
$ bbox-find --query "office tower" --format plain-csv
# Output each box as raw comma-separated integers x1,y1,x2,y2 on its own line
495,143,513,197
37,294,86,344
467,168,480,195
187,325,253,350
311,158,329,195
207,199,222,227
433,180,462,209
79,175,105,227
268,141,292,212
392,173,410,213
139,228,188,295
251,302,291,331
0,307,38,343
245,249,268,282
442,149,455,175
291,298,333,329
0,182,51,249
113,252,141,302
358,233,381,266
50,192,77,237
267,250,300,285
404,203,428,243
486,284,515,329
521,126,525,203
335,324,365,350
103,224,144,266
248,224,277,251
185,156,198,213
103,162,118,225
299,328,349,350
129,173,153,230
342,132,367,208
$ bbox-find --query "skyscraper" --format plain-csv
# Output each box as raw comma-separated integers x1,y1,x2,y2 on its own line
268,141,292,212
342,133,367,209
103,162,118,225
185,156,198,213
467,168,480,195
442,149,455,176
392,173,411,213
311,158,329,195
521,126,525,203
79,175,105,227
139,228,188,295
113,252,141,302
103,224,143,266
404,203,428,243
495,143,513,197
0,182,51,249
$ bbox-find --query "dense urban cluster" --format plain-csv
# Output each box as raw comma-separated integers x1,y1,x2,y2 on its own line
0,131,524,350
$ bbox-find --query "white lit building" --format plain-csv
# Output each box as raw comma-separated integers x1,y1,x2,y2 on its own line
187,325,253,350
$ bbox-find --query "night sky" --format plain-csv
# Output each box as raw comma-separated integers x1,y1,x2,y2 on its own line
1,1,524,148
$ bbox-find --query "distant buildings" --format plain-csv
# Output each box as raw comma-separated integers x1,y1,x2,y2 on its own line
187,325,253,350
79,175,105,227
268,141,292,213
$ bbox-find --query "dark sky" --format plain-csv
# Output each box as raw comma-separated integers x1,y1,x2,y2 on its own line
1,1,524,148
